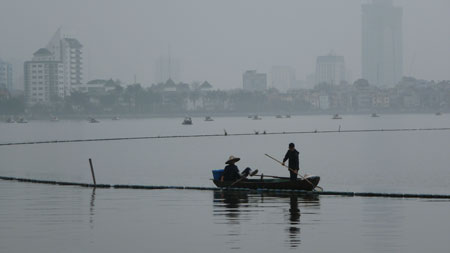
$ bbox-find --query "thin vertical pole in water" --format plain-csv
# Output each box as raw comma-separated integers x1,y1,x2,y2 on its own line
89,158,97,186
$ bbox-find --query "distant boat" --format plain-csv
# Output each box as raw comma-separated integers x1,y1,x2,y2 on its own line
248,115,253,118
285,115,291,118
50,115,59,122
275,115,283,119
253,115,262,120
371,113,379,117
88,117,99,123
204,116,214,121
5,117,15,123
182,117,193,125
435,112,442,116
332,114,342,120
17,117,28,123
112,116,120,120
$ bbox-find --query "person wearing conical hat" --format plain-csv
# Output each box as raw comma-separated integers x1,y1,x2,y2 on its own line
221,155,251,182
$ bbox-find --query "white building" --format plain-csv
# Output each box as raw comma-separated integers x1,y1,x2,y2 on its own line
243,70,267,91
362,0,403,87
315,53,346,85
24,48,64,105
46,28,83,95
0,59,13,92
270,66,296,92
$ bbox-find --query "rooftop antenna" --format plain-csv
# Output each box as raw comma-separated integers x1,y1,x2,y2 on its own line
408,52,416,77
168,43,172,80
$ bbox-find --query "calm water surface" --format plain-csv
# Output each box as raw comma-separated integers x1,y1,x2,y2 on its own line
1,114,450,252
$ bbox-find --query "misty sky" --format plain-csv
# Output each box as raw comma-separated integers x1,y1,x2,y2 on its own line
1,0,449,89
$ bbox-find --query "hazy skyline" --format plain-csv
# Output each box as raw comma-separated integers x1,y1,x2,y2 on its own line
1,0,449,89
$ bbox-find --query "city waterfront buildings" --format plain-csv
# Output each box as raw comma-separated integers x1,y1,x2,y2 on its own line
24,48,64,105
315,53,346,85
0,59,13,92
46,28,83,95
243,70,267,91
270,66,296,92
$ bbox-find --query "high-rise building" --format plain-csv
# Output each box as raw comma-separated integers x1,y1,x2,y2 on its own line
270,66,296,92
315,53,346,85
0,59,13,92
46,28,83,95
362,0,403,87
24,48,64,105
243,70,267,91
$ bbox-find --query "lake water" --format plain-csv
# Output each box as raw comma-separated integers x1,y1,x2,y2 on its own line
1,114,450,252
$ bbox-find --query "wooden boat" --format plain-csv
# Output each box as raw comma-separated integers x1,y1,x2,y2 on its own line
88,117,99,123
252,115,262,120
212,175,320,191
204,116,214,121
17,117,28,123
50,115,59,122
275,115,283,118
285,115,291,118
435,112,442,116
371,113,379,117
112,116,120,120
5,116,15,123
332,114,342,120
182,117,193,125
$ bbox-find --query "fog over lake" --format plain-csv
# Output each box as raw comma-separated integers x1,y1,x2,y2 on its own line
1,0,450,252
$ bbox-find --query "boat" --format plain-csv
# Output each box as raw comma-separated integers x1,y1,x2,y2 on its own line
275,115,282,118
285,115,291,118
435,112,442,116
252,115,262,120
16,117,28,123
371,113,379,117
88,117,99,123
112,116,120,120
5,117,15,123
50,115,59,122
182,117,193,125
332,114,342,120
212,175,321,191
204,116,214,121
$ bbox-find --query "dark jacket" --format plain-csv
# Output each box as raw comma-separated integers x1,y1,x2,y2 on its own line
283,149,299,170
222,164,241,181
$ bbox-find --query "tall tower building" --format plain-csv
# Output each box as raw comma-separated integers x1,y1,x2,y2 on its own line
315,53,346,85
0,58,13,92
46,28,83,95
362,0,403,87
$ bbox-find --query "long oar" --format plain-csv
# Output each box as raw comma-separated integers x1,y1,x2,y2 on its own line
264,154,323,191
230,169,258,186
253,174,290,179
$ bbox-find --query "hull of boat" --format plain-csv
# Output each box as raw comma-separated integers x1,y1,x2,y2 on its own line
213,176,320,191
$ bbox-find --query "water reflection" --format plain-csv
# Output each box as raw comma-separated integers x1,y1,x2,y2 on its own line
287,195,301,247
89,189,96,229
213,191,320,249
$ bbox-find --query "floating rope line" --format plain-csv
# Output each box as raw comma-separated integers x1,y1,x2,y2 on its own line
1,176,449,199
1,127,450,146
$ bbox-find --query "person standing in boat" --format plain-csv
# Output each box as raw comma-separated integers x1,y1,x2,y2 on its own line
282,143,300,181
221,156,251,182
